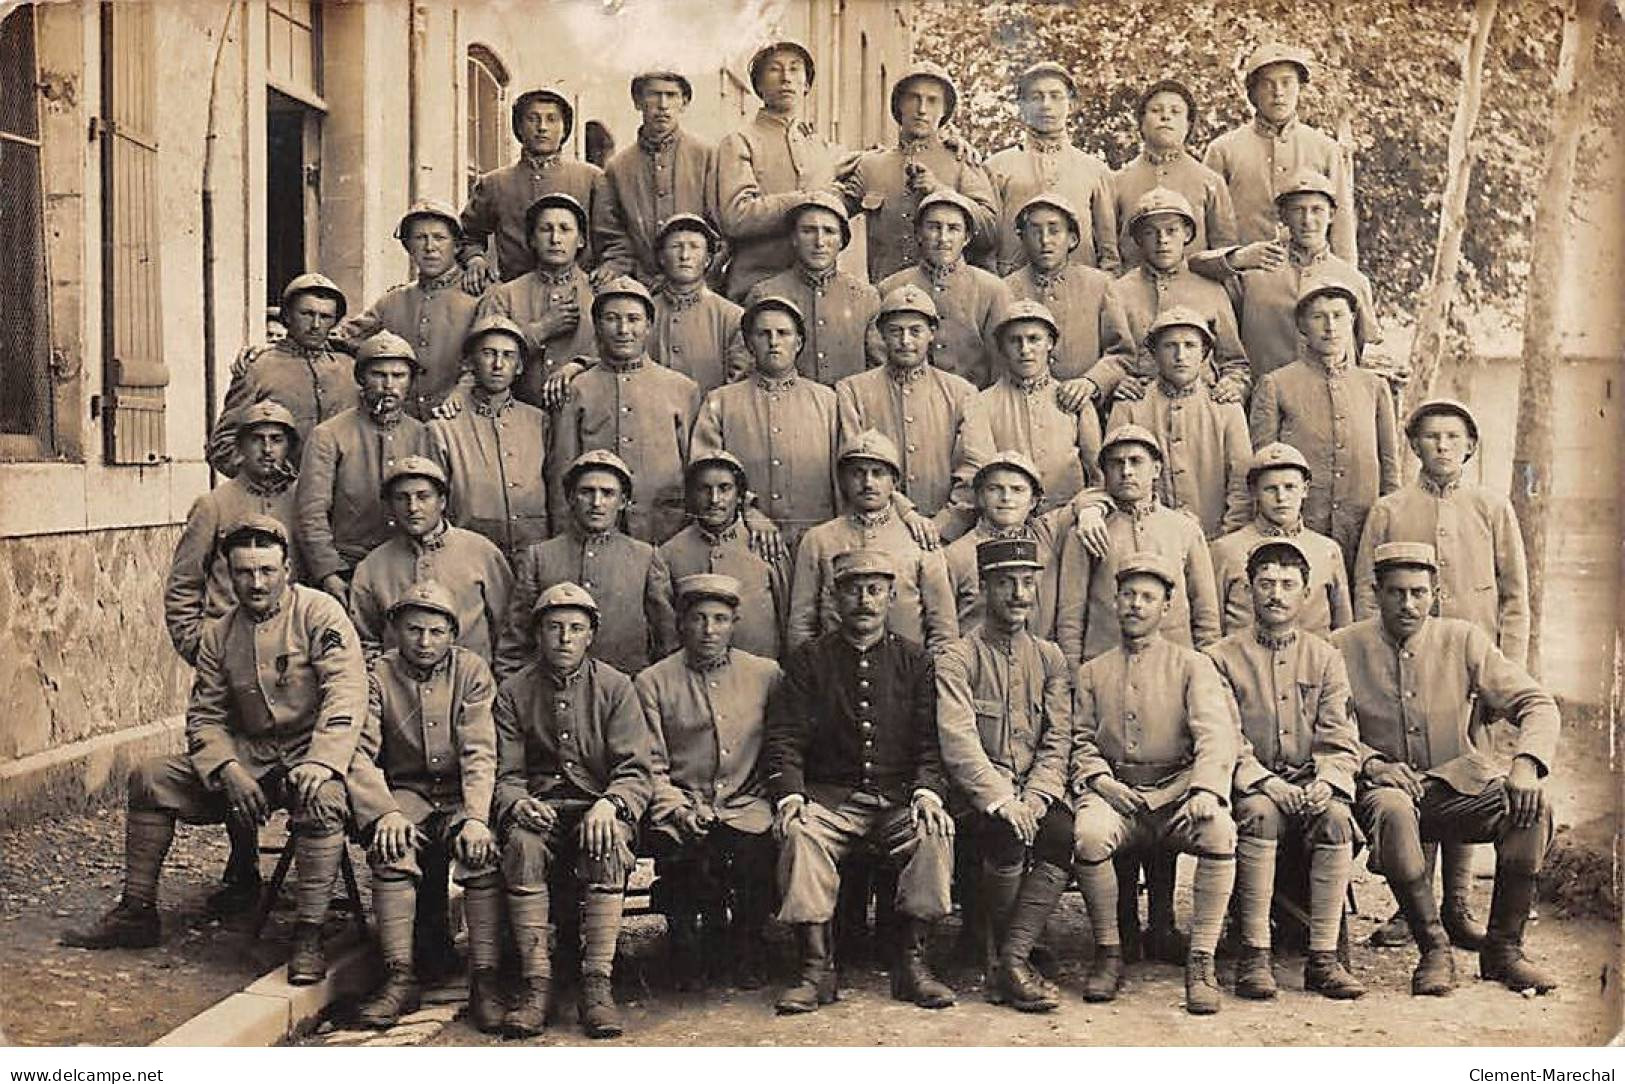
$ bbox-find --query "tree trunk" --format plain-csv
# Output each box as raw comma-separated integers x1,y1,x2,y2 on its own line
1510,0,1601,677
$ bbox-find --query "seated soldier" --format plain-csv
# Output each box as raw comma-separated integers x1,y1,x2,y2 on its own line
936,538,1074,1013
767,550,958,1014
636,574,782,991
1070,552,1238,1015
345,582,503,1031
1206,540,1365,1001
493,582,652,1039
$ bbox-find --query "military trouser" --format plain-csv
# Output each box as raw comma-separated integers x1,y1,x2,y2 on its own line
368,807,496,885
130,754,348,832
777,793,954,925
1233,791,1358,954
1357,777,1552,882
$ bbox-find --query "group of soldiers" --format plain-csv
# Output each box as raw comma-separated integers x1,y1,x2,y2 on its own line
62,35,1562,1041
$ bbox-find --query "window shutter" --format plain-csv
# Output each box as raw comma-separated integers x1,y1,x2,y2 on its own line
100,1,167,465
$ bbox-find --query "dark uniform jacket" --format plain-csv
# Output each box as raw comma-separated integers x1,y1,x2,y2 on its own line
295,408,433,581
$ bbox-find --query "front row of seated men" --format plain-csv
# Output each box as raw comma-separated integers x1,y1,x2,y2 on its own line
67,511,1560,1036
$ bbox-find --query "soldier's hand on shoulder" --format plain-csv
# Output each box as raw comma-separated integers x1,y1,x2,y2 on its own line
1054,377,1097,413
744,510,789,564
539,361,587,412
1226,240,1287,273
455,818,498,868
902,509,941,552
371,810,420,865
461,255,495,296
1072,502,1110,559
1211,374,1248,405
1112,375,1148,402
320,574,350,609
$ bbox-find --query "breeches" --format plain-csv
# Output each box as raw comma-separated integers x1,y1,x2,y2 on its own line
777,794,954,924
1072,792,1237,864
129,754,347,833
1233,791,1357,846
500,798,637,893
970,802,1074,870
368,807,495,884
1356,777,1552,881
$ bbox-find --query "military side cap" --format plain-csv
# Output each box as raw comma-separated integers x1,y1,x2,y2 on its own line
1243,42,1314,86
462,313,529,363
741,294,807,339
381,454,448,498
748,40,816,96
977,537,1044,574
1274,167,1338,208
1116,551,1179,592
394,198,462,240
916,189,979,233
235,399,298,441
512,88,574,140
675,572,743,611
1014,192,1083,243
1244,536,1312,577
1294,274,1360,318
1099,423,1164,464
354,331,423,381
532,581,600,625
1372,541,1438,575
1015,61,1077,99
280,271,348,321
784,191,853,248
890,61,958,125
878,284,939,326
1404,397,1480,446
686,448,751,487
972,449,1045,498
655,212,721,251
386,580,460,631
832,548,895,583
1144,305,1215,350
994,299,1060,342
221,512,289,550
1127,186,1197,236
837,428,902,475
630,69,693,104
1246,441,1312,484
563,448,634,494
591,274,656,322
524,191,589,239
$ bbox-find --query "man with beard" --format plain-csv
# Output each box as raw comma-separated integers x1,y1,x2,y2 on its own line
646,213,750,395
1111,80,1237,271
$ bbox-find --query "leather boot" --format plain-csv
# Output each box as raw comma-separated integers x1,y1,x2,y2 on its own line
578,975,623,1039
1234,945,1277,1000
1369,908,1413,947
502,977,549,1039
286,922,328,985
1184,949,1221,1015
1479,871,1557,993
994,862,1067,1012
1304,950,1367,1000
205,876,262,918
354,963,421,1029
979,868,1023,1001
1394,877,1456,996
776,922,837,1014
1081,944,1123,1003
1442,897,1488,951
467,968,507,1034
891,918,955,1009
61,899,160,949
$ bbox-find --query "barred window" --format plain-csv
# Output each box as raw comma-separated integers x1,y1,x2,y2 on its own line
467,44,509,198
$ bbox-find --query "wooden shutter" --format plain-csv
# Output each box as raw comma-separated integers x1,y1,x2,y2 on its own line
100,1,167,465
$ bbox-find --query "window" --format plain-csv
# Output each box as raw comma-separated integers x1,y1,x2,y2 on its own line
0,5,53,461
266,0,322,101
466,44,509,197
264,2,323,306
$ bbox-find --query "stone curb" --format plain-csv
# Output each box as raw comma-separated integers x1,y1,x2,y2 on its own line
0,716,184,828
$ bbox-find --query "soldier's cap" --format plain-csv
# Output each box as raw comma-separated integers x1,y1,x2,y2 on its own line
1136,78,1199,126
280,272,348,322
353,331,424,382
1116,551,1179,593
386,580,460,632
748,40,816,97
915,189,979,234
220,513,290,553
832,548,896,583
234,399,299,444
1144,305,1216,351
381,454,448,498
1405,397,1480,449
1293,275,1360,319
1245,441,1312,484
461,313,529,365
1098,423,1164,465
784,191,853,249
590,274,657,322
1243,42,1314,89
1014,61,1077,100
890,61,958,126
877,284,940,327
836,428,903,476
1127,186,1197,239
972,449,1045,499
531,580,601,627
1013,192,1083,247
742,294,807,340
393,198,462,241
563,449,634,495
1372,541,1438,576
630,69,693,104
675,572,743,612
523,191,589,241
512,88,575,141
977,537,1044,575
993,299,1061,343
1274,167,1338,209
1244,536,1312,580
686,448,751,489
655,212,721,253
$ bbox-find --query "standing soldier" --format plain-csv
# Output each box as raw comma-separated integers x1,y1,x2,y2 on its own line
1112,80,1238,271
713,41,843,301
647,213,751,395
336,200,480,416
986,62,1119,276
837,62,1000,282
1208,539,1366,1001
767,550,958,1014
1203,43,1357,263
459,87,606,291
636,574,781,990
493,583,652,1039
936,538,1074,1012
744,194,880,386
296,333,432,608
598,70,717,288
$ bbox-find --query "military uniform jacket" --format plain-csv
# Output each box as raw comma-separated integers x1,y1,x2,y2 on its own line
210,341,358,476
336,268,480,414
650,285,751,396
186,584,368,784
428,393,551,559
349,524,514,664
957,375,1104,513
459,154,608,281
165,474,303,665
1108,382,1251,540
936,627,1072,814
1112,149,1239,271
1070,634,1236,810
492,658,652,826
636,648,781,833
943,515,1087,644
1003,263,1136,386
346,646,498,831
1352,476,1530,666
713,110,843,300
765,630,945,807
495,529,678,682
598,128,718,286
986,137,1120,276
691,374,838,546
1202,117,1357,264
1208,519,1351,638
296,409,433,581
744,267,881,385
789,510,958,655
476,266,600,404
1248,353,1400,563
1331,617,1559,797
838,136,1001,282
551,357,700,544
1114,264,1250,392
871,262,1013,389
837,364,976,520
1206,628,1360,799
659,519,789,660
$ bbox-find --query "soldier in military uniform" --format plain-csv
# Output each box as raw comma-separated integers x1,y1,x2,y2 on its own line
64,517,367,990
1112,80,1238,271
1069,552,1238,1014
936,538,1074,1012
493,583,652,1038
767,549,957,1014
647,214,750,396
636,574,782,990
